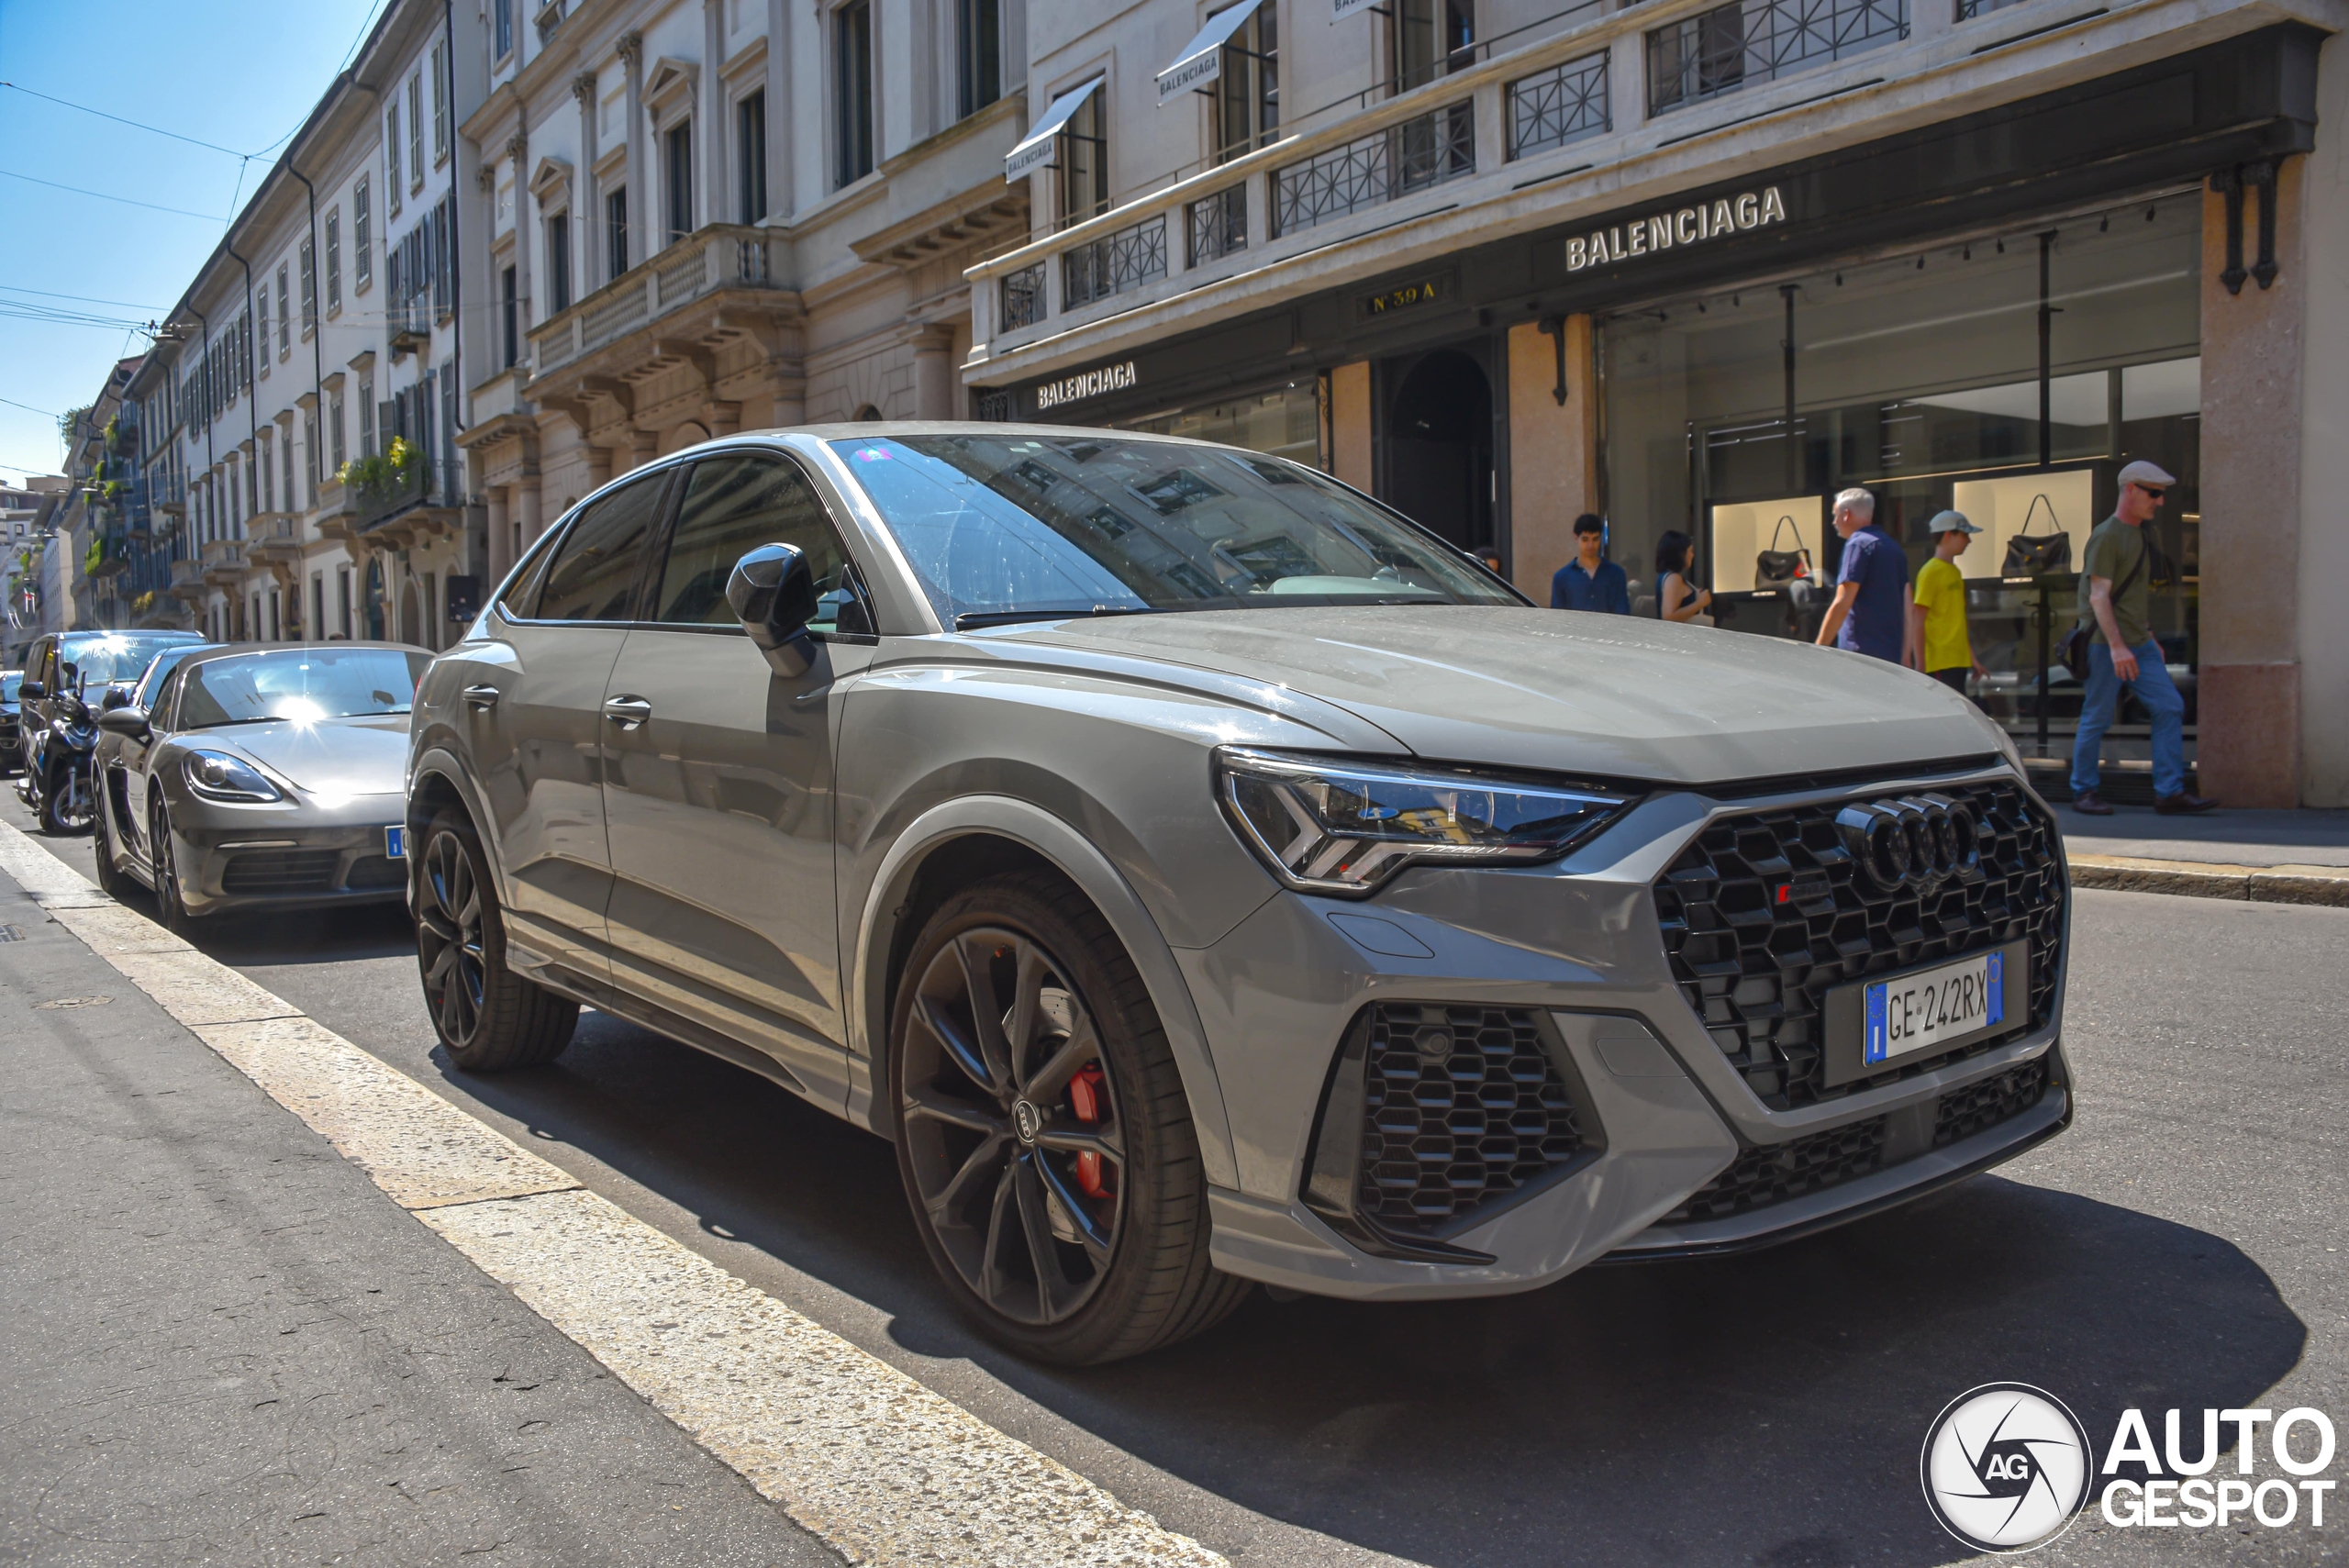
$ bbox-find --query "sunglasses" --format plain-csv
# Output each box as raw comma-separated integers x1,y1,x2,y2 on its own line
2132,484,2167,500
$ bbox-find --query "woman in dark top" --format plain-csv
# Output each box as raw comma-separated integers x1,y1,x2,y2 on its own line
1654,531,1712,624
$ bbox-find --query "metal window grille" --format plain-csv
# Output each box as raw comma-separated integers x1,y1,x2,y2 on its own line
1647,0,1907,115
974,388,1018,421
1272,100,1475,238
1062,216,1167,309
1000,263,1045,329
1508,50,1609,160
1187,185,1247,267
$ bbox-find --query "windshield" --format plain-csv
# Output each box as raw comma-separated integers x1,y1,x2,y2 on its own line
135,644,217,706
61,633,202,688
179,648,429,729
828,434,1517,627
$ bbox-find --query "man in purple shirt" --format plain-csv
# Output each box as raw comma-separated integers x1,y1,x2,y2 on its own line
1813,488,1914,665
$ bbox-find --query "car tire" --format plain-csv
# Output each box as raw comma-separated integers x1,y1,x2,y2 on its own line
91,785,134,903
889,870,1250,1365
150,802,201,938
416,810,576,1072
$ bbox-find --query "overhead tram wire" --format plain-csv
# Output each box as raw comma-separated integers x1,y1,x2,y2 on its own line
0,81,270,161
0,169,232,223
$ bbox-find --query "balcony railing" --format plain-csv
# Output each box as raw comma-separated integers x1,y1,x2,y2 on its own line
1646,0,1908,115
1272,101,1475,238
352,456,463,533
1508,50,1610,159
1000,263,1045,330
1186,185,1247,267
1063,216,1168,310
531,226,784,375
387,292,433,348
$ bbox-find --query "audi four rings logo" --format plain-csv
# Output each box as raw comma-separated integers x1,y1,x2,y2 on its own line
1835,795,1982,895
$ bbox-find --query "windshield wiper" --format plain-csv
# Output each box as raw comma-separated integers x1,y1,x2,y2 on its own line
953,605,1191,630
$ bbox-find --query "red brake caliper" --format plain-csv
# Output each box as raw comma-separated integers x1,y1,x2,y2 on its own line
1069,1064,1109,1197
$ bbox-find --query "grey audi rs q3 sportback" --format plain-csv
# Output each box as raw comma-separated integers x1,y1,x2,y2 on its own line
406,425,2071,1364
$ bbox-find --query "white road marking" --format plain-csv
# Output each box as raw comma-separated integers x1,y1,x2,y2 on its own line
0,818,1227,1568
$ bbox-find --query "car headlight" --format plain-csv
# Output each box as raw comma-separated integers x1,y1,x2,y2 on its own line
184,749,283,803
1214,746,1629,896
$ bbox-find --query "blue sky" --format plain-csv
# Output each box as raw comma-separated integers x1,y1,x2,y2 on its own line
0,0,381,481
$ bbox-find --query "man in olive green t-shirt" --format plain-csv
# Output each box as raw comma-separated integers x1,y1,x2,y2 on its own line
2068,461,2217,815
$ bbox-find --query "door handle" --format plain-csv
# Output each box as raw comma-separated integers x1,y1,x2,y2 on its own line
461,684,501,710
602,695,653,729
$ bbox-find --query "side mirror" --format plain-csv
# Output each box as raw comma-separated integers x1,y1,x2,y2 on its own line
95,705,150,740
101,684,132,711
726,542,819,677
17,680,44,700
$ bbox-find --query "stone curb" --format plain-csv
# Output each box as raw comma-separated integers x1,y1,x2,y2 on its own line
2066,853,2349,906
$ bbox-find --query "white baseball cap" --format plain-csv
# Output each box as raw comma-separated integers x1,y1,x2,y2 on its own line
1928,510,1981,535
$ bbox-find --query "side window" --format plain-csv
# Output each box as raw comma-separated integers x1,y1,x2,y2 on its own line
651,456,863,631
152,668,184,732
497,523,563,617
533,473,670,622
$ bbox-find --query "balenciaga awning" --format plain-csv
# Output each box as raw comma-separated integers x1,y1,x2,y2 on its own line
1006,78,1105,182
1155,0,1264,104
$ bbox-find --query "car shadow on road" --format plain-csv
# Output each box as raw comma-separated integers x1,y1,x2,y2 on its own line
417,1025,2305,1568
184,902,417,965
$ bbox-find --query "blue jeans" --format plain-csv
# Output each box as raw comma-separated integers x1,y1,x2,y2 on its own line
2071,638,2187,798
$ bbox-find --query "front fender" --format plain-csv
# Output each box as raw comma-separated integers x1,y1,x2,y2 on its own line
847,795,1240,1191
406,744,520,917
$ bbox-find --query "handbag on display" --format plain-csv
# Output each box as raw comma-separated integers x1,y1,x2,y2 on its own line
2002,494,2073,575
1754,516,1813,587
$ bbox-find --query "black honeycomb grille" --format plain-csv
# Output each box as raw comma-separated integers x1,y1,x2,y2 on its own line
345,853,406,890
1934,1058,2050,1146
1653,779,2064,1110
1664,1116,1887,1224
1359,1004,1586,1234
220,849,341,894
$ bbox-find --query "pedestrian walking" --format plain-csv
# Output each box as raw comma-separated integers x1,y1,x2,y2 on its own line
1910,510,1988,695
1654,531,1713,624
2068,461,2218,816
1551,514,1630,614
1813,488,1913,664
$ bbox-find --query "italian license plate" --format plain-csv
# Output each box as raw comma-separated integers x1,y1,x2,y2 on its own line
1821,940,2027,1087
1866,951,2006,1066
384,825,406,859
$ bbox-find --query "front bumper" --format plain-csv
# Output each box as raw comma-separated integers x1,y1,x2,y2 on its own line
1183,762,2071,1301
170,797,408,917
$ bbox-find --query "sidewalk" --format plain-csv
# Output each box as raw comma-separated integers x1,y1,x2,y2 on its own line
2051,802,2349,906
0,857,840,1567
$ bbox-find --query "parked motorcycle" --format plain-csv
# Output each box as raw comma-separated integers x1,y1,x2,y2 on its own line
15,668,114,835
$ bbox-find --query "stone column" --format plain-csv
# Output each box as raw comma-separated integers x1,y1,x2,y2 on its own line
1506,316,1598,602
2199,165,2305,807
484,484,512,586
627,429,658,472
621,32,649,272
517,480,544,550
911,327,957,419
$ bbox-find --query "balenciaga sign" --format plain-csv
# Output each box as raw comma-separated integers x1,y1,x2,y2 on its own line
1566,185,1789,272
1035,360,1139,411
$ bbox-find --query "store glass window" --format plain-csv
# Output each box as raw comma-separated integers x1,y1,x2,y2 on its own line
1122,384,1321,468
1598,196,2200,751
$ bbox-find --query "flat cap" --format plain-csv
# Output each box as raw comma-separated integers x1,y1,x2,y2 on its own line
2116,459,2176,489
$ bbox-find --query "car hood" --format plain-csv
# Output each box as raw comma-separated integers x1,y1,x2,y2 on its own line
986,606,2007,784
185,712,413,795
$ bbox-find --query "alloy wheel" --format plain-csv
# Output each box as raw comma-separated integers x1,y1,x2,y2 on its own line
898,927,1126,1327
417,830,487,1048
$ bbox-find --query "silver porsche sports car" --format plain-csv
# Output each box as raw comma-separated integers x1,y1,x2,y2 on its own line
93,642,430,930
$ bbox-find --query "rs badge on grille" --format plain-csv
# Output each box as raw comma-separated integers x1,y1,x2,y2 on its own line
1776,873,1831,908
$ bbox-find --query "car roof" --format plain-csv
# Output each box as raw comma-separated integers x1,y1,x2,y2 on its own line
173,640,433,673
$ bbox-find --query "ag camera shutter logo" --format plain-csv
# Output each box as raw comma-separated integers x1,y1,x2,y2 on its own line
1920,1384,2092,1552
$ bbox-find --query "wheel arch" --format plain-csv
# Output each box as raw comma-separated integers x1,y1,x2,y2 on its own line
406,749,512,911
849,796,1239,1191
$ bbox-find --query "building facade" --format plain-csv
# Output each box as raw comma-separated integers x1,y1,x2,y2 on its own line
963,0,2349,808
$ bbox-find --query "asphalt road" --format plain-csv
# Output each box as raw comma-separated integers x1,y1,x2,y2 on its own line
6,788,2345,1567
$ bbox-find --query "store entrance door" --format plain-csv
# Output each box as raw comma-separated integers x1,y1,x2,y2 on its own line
1382,348,1493,553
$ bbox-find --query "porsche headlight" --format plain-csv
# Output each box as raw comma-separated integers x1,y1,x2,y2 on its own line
1214,747,1628,896
184,750,283,803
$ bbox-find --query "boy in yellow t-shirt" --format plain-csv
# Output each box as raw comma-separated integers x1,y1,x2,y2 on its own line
1910,510,1988,695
